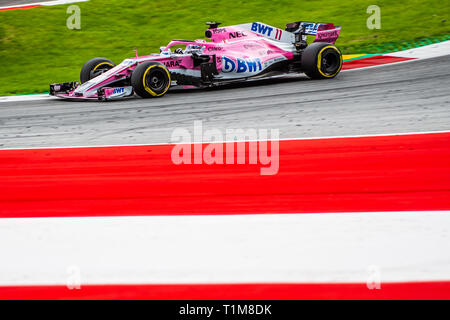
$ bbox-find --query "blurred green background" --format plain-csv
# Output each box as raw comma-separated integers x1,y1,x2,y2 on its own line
0,0,449,95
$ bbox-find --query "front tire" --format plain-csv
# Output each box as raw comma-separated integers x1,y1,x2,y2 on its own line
80,57,115,84
301,42,342,79
131,61,171,98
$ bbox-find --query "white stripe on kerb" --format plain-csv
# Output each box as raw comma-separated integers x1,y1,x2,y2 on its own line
0,211,449,286
386,40,450,60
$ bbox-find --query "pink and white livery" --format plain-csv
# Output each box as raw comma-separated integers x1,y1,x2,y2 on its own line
50,21,343,101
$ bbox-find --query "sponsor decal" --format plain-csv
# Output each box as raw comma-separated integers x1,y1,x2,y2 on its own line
262,56,285,69
251,22,274,36
228,31,247,39
222,56,262,73
186,44,205,53
316,29,340,41
164,60,181,68
207,46,223,51
213,28,227,34
107,86,133,99
113,87,125,95
251,22,282,40
302,23,320,35
243,43,263,49
258,49,276,56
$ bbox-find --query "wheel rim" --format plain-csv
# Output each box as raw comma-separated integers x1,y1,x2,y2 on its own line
145,68,166,92
320,49,340,75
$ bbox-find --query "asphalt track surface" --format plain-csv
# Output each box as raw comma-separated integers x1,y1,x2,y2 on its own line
0,55,449,149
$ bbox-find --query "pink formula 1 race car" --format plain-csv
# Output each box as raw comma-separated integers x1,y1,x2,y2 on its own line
50,21,343,101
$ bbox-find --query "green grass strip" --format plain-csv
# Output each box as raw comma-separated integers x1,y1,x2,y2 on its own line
0,0,449,95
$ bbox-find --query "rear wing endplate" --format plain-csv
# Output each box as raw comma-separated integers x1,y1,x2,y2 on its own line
285,21,341,44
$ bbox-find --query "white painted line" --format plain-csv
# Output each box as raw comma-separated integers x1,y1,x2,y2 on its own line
0,0,89,10
0,130,449,151
386,40,450,60
0,94,54,103
0,211,449,285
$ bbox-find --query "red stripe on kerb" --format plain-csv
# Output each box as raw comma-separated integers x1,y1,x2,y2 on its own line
0,132,450,218
342,55,416,70
0,282,449,300
0,5,43,11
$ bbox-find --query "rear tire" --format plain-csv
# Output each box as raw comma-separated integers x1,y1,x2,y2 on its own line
301,42,342,79
131,61,171,98
80,57,115,83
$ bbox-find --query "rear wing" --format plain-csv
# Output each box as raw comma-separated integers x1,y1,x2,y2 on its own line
285,21,341,44
204,21,340,45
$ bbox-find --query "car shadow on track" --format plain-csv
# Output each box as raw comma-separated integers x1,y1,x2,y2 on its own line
49,74,314,104
169,74,312,95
